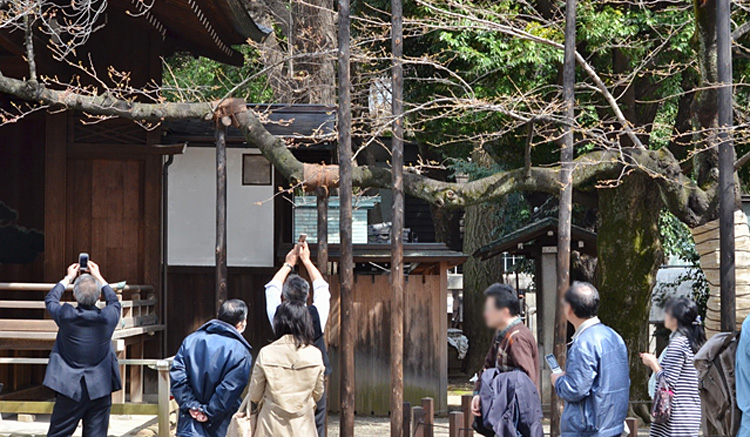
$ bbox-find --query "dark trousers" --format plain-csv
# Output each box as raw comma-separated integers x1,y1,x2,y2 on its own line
315,387,327,437
47,382,112,437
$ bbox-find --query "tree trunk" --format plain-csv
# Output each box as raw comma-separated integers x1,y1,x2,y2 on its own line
461,152,506,374
596,175,662,419
691,209,750,335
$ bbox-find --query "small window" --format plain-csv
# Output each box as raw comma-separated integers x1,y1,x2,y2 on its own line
242,154,272,185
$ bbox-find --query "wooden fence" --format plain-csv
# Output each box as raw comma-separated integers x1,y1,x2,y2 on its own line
0,357,174,437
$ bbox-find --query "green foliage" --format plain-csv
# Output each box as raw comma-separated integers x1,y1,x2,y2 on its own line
658,210,709,317
162,45,274,102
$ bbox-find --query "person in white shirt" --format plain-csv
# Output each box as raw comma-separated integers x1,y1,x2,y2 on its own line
265,241,331,437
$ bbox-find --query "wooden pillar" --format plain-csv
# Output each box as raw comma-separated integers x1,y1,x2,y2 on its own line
449,411,464,437
412,406,425,437
717,0,736,332
390,0,405,431
337,0,355,431
402,402,411,437
129,341,144,403
552,0,577,432
317,189,329,277
421,397,434,437
215,124,228,310
460,394,473,436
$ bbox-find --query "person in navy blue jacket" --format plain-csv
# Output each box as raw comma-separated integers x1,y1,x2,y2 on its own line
170,299,253,437
44,260,122,437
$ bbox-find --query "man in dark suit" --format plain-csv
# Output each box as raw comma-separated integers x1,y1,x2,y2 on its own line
44,260,122,437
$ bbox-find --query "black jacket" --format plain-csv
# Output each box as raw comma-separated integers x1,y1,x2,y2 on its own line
43,282,122,401
477,368,543,437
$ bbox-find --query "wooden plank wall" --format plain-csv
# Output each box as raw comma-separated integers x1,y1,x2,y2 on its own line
166,267,277,355
326,273,448,415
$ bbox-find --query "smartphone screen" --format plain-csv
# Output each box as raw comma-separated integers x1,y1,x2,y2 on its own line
298,234,307,243
545,353,563,374
79,253,89,272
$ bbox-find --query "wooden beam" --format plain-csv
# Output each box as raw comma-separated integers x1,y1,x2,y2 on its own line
67,143,186,158
338,0,355,431
0,400,177,415
317,189,329,278
552,0,577,432
717,0,736,332
215,124,228,309
390,0,405,433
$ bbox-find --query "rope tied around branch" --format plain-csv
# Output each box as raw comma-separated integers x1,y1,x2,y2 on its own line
303,163,340,193
212,98,247,128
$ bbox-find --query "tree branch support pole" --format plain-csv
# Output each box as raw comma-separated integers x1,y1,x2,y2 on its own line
337,0,355,432
390,0,405,433
552,0,576,432
317,188,329,277
717,0,736,332
215,123,228,310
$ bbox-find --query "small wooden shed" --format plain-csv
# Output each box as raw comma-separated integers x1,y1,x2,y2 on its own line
309,243,466,416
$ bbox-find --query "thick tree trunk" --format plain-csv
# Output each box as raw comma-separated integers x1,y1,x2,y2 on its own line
461,151,506,374
596,175,662,418
462,199,505,374
691,209,750,335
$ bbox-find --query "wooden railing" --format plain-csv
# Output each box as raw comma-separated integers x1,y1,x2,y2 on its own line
0,282,162,337
0,357,174,437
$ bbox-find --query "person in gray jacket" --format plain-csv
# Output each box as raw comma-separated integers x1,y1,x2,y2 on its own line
552,282,630,437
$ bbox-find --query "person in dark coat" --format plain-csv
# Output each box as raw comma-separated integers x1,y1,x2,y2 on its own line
265,241,332,437
471,283,540,437
45,260,122,437
170,299,253,437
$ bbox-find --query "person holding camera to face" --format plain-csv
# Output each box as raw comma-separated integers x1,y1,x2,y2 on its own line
44,259,123,437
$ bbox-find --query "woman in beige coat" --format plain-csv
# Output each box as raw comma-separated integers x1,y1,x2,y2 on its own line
248,300,325,437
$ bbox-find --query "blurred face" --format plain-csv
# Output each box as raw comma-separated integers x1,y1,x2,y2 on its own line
484,297,511,329
664,311,678,332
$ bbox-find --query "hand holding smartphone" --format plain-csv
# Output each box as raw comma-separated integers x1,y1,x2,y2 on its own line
545,353,563,375
79,253,89,273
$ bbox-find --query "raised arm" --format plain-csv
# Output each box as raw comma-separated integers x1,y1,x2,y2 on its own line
45,263,79,322
299,242,331,330
87,260,121,325
265,245,300,328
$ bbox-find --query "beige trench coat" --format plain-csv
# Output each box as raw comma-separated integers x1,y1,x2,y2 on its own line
248,334,325,437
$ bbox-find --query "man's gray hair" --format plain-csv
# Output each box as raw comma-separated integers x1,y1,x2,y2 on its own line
282,274,310,303
73,274,101,306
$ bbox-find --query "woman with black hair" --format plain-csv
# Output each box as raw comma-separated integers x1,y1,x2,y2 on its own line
640,297,705,437
248,300,325,437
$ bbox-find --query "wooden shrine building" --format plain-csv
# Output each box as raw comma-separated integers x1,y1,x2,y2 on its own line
0,0,270,399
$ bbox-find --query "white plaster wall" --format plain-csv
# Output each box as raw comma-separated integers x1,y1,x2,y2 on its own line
168,147,274,267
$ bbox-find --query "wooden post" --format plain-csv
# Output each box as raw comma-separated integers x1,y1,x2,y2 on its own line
461,394,473,436
412,406,425,437
215,124,228,310
156,360,171,437
402,402,412,437
337,0,355,431
625,417,638,437
552,0,577,432
390,0,405,431
449,411,464,437
129,341,144,403
717,0,736,332
421,398,434,437
317,188,329,277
